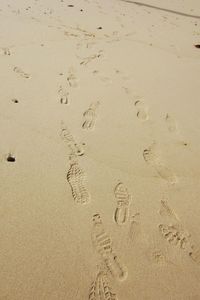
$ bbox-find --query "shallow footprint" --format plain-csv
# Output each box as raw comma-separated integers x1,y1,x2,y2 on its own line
60,121,84,156
189,246,200,265
82,101,100,130
165,113,178,133
13,66,30,79
143,143,177,184
67,67,79,88
146,246,170,266
159,199,179,221
135,100,149,121
128,213,141,243
155,163,177,185
104,253,128,282
58,86,69,104
143,142,159,165
0,47,11,55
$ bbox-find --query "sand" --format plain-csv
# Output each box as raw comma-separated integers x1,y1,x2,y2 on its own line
0,0,200,299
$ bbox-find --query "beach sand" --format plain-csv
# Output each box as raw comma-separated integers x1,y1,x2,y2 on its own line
0,0,200,299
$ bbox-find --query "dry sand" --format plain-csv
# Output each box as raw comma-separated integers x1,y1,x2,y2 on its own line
0,0,200,299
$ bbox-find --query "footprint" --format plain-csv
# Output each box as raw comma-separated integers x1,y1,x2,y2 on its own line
91,214,128,282
13,66,30,79
143,143,177,184
93,70,112,85
146,247,169,266
113,182,131,225
82,101,100,130
67,68,79,88
60,121,84,156
158,224,191,250
91,214,113,258
89,271,117,300
143,142,158,165
165,114,178,133
189,246,200,265
99,75,112,85
80,50,103,66
66,158,90,204
151,250,167,265
0,47,11,55
103,253,128,282
58,86,69,104
155,164,177,185
159,199,179,221
128,213,141,243
135,100,149,121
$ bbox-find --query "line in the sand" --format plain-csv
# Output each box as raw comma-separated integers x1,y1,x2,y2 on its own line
120,0,200,19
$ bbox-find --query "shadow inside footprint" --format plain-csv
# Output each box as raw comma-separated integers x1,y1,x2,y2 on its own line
7,154,16,162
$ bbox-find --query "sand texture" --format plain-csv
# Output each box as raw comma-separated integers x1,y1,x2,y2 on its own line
0,0,200,299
